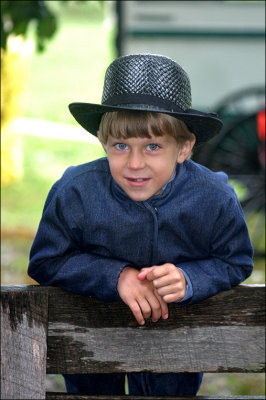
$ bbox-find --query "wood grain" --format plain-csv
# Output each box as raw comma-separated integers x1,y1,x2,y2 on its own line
45,285,265,374
1,285,48,399
1,284,265,400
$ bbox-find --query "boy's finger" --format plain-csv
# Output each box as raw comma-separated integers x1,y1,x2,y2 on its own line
137,298,152,320
145,293,162,322
155,291,169,320
156,284,178,297
137,267,153,280
145,266,165,281
147,264,177,281
129,300,145,325
162,293,183,303
153,275,173,288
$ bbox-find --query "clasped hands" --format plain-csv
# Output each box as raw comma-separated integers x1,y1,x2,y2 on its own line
117,263,186,325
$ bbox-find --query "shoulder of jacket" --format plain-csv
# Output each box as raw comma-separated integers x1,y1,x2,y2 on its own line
49,157,110,195
61,157,109,181
185,160,236,199
63,157,108,178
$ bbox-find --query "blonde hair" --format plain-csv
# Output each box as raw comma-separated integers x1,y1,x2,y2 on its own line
98,111,195,150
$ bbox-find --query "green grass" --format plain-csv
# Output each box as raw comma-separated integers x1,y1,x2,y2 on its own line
199,373,265,396
23,1,116,123
2,132,105,285
2,134,105,232
3,1,112,230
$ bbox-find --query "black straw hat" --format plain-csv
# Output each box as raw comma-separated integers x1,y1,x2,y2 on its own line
69,54,222,145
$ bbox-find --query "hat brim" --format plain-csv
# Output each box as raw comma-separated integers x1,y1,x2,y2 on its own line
69,102,223,145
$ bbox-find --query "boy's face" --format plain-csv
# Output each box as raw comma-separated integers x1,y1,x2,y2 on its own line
100,131,195,202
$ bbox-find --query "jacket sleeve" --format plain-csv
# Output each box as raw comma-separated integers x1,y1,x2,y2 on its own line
28,182,126,302
177,194,254,305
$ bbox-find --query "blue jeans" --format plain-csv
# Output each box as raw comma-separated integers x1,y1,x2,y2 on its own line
63,372,203,396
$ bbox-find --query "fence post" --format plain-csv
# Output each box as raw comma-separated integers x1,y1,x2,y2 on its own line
1,285,48,399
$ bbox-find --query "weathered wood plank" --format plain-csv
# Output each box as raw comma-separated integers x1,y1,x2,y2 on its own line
1,285,48,399
45,394,266,400
46,285,265,374
1,285,265,384
47,324,265,374
47,284,265,328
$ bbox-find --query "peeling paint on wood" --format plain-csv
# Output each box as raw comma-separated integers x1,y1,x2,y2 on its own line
47,324,265,374
1,286,48,399
45,285,265,374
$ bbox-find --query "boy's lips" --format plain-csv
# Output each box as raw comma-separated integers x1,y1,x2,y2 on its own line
125,177,151,187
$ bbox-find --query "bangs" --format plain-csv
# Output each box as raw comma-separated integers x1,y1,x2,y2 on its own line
98,110,194,144
100,111,164,141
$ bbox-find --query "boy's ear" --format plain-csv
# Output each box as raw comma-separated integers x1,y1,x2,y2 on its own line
177,135,196,163
97,131,107,153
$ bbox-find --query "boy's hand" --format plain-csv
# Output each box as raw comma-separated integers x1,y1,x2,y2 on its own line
138,263,186,303
117,266,169,325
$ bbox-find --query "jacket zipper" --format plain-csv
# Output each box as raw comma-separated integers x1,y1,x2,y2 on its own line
143,202,159,265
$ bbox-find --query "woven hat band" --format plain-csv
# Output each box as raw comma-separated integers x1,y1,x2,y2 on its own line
102,93,186,113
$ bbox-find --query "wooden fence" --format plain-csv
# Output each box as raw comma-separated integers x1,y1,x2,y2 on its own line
1,284,265,399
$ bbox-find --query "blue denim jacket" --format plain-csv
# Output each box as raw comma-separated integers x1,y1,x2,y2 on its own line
28,158,253,304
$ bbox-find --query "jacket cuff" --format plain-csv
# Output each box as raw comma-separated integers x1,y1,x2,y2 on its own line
176,267,193,302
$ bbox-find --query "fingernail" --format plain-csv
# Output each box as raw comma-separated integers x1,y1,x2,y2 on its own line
163,313,168,319
140,320,145,325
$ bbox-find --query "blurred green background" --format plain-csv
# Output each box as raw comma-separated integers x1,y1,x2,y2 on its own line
1,1,264,396
2,0,110,283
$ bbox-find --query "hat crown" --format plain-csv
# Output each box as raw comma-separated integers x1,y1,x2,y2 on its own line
102,54,192,111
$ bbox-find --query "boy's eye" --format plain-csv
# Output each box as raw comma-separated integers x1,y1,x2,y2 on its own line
115,143,128,150
147,144,159,151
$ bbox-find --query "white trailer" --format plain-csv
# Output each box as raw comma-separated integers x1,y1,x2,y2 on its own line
116,1,265,110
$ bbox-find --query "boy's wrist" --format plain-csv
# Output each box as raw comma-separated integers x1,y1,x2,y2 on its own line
117,265,136,290
119,265,134,278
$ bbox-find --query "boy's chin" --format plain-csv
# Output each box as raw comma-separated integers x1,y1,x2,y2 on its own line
126,190,159,202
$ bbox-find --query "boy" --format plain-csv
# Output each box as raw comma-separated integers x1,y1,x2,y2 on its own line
28,54,253,396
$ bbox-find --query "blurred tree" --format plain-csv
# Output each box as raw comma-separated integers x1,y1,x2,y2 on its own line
1,1,58,182
1,0,57,52
1,0,105,186
1,0,105,53
1,0,58,186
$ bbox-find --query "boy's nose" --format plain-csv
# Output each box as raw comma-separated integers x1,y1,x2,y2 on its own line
127,150,145,170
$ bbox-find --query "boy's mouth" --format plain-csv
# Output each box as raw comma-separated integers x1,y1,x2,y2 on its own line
126,177,151,186
128,178,147,182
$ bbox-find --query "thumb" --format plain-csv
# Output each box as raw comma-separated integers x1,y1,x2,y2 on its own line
137,267,153,280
